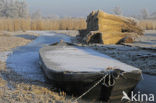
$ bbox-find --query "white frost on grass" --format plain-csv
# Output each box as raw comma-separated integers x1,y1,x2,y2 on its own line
0,51,12,62
35,31,56,36
45,46,140,72
125,30,156,49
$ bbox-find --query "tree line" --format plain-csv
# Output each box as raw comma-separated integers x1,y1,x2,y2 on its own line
113,6,156,20
0,0,28,18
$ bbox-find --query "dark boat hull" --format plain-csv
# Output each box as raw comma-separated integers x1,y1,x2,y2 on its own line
40,60,141,102
39,42,142,102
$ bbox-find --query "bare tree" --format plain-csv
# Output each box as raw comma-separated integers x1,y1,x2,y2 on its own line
113,6,122,15
141,8,149,19
15,0,29,18
0,0,29,18
0,0,8,17
6,0,19,18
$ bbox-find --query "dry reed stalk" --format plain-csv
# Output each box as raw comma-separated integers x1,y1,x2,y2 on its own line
80,10,143,44
0,18,87,31
139,20,156,30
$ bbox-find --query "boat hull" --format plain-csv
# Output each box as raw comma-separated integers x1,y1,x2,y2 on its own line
39,42,142,102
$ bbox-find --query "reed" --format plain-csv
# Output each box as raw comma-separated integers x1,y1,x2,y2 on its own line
139,20,156,30
0,18,87,31
0,17,156,32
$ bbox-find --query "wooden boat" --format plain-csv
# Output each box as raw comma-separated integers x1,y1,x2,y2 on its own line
39,41,142,102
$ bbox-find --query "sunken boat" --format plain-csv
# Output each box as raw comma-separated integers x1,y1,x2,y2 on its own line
39,41,142,102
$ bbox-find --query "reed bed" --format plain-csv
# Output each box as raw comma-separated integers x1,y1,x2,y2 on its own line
0,18,156,32
0,18,87,31
139,20,156,30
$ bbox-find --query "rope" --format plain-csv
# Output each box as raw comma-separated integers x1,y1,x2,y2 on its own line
72,71,121,103
141,73,144,80
72,74,108,103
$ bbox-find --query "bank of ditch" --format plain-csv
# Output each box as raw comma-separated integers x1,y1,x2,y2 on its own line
0,31,72,103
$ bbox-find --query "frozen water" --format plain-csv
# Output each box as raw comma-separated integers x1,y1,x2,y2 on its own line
7,32,71,82
135,74,156,101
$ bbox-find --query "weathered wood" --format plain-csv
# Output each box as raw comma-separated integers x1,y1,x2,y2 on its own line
39,41,142,102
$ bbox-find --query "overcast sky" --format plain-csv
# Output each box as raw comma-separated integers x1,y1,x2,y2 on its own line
27,0,156,17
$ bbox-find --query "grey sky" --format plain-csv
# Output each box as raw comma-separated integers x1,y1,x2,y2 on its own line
27,0,156,17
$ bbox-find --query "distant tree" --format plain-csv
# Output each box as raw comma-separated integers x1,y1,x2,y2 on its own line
0,0,4,16
15,0,29,18
113,6,122,15
5,0,19,18
141,8,149,19
0,0,8,17
31,10,42,19
0,0,29,18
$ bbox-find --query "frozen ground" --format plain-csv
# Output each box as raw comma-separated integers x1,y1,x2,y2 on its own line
0,51,12,62
52,30,79,37
124,30,156,49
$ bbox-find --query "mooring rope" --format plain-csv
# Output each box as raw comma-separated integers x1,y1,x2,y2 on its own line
72,71,121,103
72,74,108,103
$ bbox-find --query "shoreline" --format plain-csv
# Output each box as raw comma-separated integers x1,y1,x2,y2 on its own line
0,32,69,103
